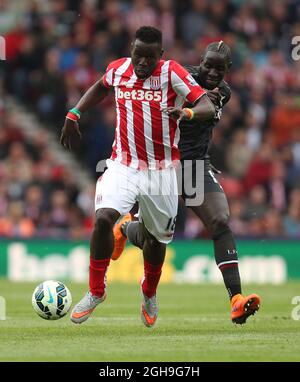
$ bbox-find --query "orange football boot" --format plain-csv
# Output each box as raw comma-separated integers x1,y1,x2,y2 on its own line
231,293,261,324
141,293,158,328
111,213,132,260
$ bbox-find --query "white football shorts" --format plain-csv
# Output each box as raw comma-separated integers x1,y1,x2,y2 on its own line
95,159,178,243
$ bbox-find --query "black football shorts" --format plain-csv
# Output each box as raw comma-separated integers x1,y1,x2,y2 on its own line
178,159,224,204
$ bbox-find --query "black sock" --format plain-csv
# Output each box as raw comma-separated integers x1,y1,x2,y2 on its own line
124,221,145,250
213,229,242,300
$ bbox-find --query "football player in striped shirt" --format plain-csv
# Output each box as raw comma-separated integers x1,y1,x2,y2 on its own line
112,41,260,325
60,26,215,326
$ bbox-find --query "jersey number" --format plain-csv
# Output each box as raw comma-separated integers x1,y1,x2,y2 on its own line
166,217,177,231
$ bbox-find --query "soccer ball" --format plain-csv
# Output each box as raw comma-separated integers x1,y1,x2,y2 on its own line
32,280,72,320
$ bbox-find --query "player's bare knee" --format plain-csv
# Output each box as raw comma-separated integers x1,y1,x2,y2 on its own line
145,234,163,250
94,209,118,235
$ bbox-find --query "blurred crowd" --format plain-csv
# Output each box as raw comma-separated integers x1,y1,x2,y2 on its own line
1,0,300,239
0,109,96,239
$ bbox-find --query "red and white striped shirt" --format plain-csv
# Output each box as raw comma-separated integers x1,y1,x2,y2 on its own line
103,58,206,169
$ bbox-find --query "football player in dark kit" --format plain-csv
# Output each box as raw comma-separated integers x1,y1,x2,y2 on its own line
112,41,261,325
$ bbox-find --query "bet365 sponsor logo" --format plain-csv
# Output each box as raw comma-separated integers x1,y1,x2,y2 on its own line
117,87,162,102
0,36,6,60
0,296,6,320
291,36,300,60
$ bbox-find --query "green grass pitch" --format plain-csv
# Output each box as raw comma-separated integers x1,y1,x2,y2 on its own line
0,279,300,362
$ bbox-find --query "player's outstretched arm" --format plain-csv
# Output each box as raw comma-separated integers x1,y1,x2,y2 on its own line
73,77,110,113
60,77,110,150
165,94,215,123
186,94,215,122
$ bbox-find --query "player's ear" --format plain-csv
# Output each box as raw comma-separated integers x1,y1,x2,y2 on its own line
160,49,164,57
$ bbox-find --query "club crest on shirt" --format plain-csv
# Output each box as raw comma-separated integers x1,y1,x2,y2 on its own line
150,76,161,90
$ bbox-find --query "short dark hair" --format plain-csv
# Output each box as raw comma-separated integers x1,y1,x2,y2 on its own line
204,41,232,67
135,26,162,45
